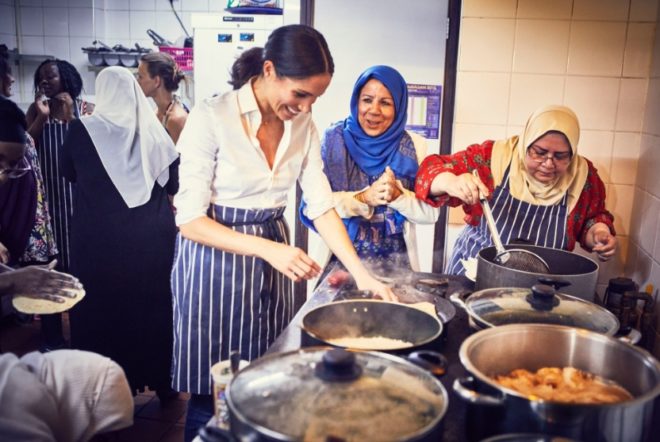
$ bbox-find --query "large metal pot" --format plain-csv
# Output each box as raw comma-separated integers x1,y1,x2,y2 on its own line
225,347,449,441
453,324,660,441
477,245,598,300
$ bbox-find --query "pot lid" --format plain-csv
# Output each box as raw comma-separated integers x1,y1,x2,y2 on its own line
226,347,448,441
465,284,620,334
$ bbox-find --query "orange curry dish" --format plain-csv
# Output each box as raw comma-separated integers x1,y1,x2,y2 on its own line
493,367,633,404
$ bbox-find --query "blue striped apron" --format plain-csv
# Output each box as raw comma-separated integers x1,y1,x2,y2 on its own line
447,167,569,275
38,109,79,272
171,205,299,394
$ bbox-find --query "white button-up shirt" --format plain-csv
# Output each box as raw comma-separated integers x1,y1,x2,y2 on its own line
174,80,334,226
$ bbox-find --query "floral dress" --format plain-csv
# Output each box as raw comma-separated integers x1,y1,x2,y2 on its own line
20,134,58,264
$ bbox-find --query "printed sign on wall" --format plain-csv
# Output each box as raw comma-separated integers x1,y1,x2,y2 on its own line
406,84,442,139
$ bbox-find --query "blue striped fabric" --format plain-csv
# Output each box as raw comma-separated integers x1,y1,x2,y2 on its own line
38,120,74,271
170,205,299,394
447,168,568,275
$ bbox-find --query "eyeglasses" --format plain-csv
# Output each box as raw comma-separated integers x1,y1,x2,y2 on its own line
0,157,31,179
527,145,572,165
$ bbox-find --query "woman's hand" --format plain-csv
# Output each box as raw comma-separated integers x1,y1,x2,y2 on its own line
34,93,50,118
587,223,617,261
0,260,83,302
261,242,322,283
52,92,76,121
0,242,9,264
442,172,490,205
354,274,397,302
357,167,403,206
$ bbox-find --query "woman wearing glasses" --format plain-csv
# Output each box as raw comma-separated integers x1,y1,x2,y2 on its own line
415,105,616,275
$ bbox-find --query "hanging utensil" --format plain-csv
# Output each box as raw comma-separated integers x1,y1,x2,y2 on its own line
168,0,193,48
147,29,172,47
473,170,550,273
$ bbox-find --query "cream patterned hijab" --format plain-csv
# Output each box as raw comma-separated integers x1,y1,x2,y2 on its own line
490,105,588,212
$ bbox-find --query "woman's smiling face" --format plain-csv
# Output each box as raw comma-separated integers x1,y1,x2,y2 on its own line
262,61,332,121
357,78,395,137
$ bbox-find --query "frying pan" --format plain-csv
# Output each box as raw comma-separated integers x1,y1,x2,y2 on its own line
301,300,443,351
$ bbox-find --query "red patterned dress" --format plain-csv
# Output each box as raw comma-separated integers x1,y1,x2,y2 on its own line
415,140,614,253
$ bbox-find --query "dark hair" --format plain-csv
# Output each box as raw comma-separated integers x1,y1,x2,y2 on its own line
0,96,27,143
0,44,10,87
33,59,83,98
229,24,334,90
140,52,186,92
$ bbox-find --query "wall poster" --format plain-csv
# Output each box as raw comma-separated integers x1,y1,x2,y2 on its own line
405,84,442,140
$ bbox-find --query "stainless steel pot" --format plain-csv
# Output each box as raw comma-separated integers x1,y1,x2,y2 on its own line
225,347,449,441
453,324,660,442
477,245,598,301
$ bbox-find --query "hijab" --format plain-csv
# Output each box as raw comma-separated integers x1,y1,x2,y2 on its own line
22,350,133,441
342,65,418,178
80,67,178,208
0,350,133,442
490,105,588,212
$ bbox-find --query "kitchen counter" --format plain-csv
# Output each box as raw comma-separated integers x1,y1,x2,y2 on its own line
266,267,475,442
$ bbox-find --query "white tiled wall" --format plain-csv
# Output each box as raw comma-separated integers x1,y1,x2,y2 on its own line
631,11,660,352
0,0,226,108
450,0,658,300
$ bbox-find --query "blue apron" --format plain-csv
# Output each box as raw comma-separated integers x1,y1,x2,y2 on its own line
170,205,299,394
38,109,79,272
447,167,569,275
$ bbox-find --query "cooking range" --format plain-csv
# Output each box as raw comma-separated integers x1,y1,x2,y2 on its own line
259,267,660,442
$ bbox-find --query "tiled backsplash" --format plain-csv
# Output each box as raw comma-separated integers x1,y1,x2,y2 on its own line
0,0,226,107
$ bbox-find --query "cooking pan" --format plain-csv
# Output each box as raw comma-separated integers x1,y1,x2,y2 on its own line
301,299,443,351
333,286,456,324
477,244,598,300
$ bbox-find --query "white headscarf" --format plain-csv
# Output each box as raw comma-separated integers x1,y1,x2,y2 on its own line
81,66,178,208
0,350,133,442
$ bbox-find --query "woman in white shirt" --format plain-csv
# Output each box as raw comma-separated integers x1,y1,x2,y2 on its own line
171,24,393,440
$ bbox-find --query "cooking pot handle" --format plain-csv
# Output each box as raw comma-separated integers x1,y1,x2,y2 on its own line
453,376,505,406
406,350,447,376
537,276,571,290
449,291,469,311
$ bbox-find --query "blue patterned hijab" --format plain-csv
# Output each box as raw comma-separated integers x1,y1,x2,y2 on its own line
299,66,419,241
343,65,417,178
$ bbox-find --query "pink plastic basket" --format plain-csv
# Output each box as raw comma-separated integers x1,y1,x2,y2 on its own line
159,46,193,71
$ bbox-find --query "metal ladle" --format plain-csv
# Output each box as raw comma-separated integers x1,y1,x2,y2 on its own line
473,170,550,273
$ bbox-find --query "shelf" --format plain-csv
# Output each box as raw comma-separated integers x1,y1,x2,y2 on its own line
86,65,138,73
7,49,55,64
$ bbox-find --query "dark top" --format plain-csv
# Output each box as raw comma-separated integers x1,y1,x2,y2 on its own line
60,119,179,393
